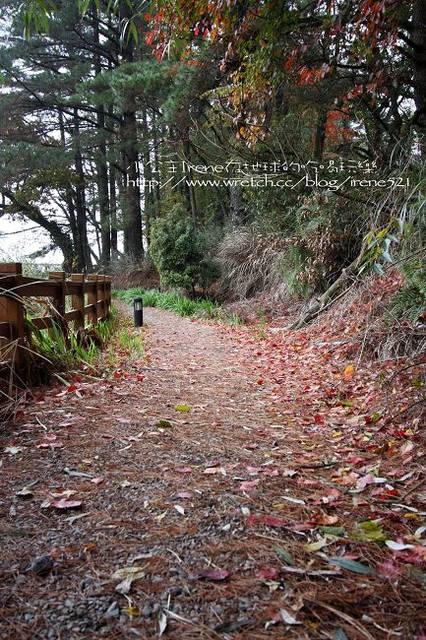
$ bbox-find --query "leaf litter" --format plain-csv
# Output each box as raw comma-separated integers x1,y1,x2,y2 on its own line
0,298,424,639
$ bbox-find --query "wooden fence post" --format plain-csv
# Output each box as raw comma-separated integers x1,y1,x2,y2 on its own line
0,263,24,366
105,276,112,317
48,271,66,339
71,273,85,331
49,271,66,317
97,275,106,320
86,274,98,325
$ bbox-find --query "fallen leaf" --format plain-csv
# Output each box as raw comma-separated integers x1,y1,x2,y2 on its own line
400,441,414,455
247,466,261,474
37,441,64,449
263,468,280,477
319,526,346,536
174,505,185,515
158,611,168,636
4,446,22,455
305,537,328,552
280,608,301,625
343,363,355,381
52,489,77,499
195,569,230,581
385,541,415,551
282,469,298,477
354,473,376,492
204,466,225,475
52,499,82,510
328,556,374,575
24,554,54,576
240,479,260,492
66,512,92,525
351,520,387,543
64,468,93,479
176,491,193,499
316,514,339,525
279,496,305,505
112,566,146,594
257,566,280,580
16,480,38,497
262,515,288,529
175,404,190,412
273,546,294,565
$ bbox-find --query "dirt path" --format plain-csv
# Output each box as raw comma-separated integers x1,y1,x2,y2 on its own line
0,306,424,639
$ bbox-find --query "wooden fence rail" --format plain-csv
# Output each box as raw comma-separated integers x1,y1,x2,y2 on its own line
0,263,112,366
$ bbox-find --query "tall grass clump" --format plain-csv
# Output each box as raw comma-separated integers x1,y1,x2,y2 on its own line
217,229,288,300
114,288,221,319
24,308,118,381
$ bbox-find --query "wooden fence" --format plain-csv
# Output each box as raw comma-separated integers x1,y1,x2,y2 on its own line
0,263,112,366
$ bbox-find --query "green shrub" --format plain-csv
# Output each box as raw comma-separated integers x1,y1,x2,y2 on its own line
149,204,208,292
390,260,426,323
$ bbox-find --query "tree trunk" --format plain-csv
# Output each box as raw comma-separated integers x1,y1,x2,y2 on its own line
119,0,143,261
58,112,85,271
141,108,153,246
73,108,92,270
183,138,197,223
93,2,111,267
151,110,161,218
109,163,118,260
314,107,327,161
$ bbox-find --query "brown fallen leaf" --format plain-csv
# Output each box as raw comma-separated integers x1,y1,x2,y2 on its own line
37,441,64,449
240,479,260,492
204,467,225,475
256,566,280,580
176,491,193,499
51,499,82,510
194,569,230,581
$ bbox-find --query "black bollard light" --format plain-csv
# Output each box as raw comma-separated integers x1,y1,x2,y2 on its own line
133,297,143,327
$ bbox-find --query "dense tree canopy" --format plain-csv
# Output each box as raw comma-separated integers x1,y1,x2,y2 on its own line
0,0,424,311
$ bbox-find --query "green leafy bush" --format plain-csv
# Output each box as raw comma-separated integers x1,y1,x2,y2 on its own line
149,204,218,292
